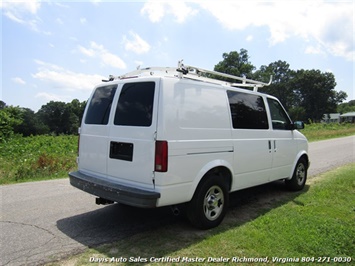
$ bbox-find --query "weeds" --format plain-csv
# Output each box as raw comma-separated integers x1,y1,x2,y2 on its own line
302,122,355,141
0,135,77,184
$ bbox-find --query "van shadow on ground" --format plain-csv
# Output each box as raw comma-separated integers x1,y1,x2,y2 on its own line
57,181,309,258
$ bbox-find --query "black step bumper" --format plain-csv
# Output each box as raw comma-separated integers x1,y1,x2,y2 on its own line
69,171,160,208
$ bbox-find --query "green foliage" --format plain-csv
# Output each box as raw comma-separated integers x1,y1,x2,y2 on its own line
36,99,86,135
0,99,86,139
0,105,23,142
0,135,77,184
302,122,355,142
291,69,346,122
338,100,355,113
255,60,295,110
214,49,255,79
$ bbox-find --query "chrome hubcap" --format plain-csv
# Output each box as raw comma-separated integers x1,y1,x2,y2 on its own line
204,186,224,221
296,163,306,185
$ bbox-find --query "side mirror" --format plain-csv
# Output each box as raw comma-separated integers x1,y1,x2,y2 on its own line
293,121,305,130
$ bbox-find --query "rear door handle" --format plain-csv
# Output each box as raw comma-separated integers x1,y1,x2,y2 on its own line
268,140,272,153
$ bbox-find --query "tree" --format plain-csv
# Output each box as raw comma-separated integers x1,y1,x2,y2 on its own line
36,100,86,135
338,100,355,113
0,100,6,109
13,108,49,136
291,70,346,122
254,60,295,110
0,105,23,141
214,49,255,79
37,101,68,135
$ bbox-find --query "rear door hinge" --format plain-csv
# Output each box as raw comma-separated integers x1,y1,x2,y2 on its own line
152,171,156,189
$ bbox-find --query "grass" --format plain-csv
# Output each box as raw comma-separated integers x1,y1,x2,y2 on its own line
0,134,77,184
302,122,355,142
48,163,355,266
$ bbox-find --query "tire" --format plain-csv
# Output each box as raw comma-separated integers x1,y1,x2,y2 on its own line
285,158,308,191
186,174,229,229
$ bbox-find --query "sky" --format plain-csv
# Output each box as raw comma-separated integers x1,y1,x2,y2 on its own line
1,0,354,112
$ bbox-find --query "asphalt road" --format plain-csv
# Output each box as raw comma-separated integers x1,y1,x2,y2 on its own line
1,135,354,266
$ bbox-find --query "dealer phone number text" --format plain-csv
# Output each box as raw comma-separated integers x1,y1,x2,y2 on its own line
302,257,352,263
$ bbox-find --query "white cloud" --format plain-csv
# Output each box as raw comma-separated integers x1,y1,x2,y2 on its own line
78,42,127,69
32,60,106,92
1,0,41,14
197,1,354,61
141,1,198,23
1,0,41,32
122,31,151,54
80,17,87,24
246,35,253,42
90,0,102,6
305,45,326,56
12,77,26,85
56,18,64,25
78,45,95,57
35,92,68,102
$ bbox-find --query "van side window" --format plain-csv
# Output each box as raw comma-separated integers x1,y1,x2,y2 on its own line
85,85,117,125
227,91,268,129
114,82,155,127
267,98,292,130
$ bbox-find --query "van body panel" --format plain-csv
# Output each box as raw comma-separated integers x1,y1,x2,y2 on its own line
269,130,299,180
156,79,232,141
231,135,273,189
78,126,110,177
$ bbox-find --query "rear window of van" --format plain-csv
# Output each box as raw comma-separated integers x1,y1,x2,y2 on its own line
114,82,155,127
85,85,117,125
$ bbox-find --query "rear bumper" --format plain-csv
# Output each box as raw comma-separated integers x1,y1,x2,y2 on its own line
69,171,160,208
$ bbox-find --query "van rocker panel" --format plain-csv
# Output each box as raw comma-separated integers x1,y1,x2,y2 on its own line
69,171,160,208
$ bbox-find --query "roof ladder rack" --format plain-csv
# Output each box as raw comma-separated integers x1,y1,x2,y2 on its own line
103,60,272,92
177,60,272,92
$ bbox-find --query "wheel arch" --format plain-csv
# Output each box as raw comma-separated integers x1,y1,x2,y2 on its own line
188,160,233,201
287,152,309,180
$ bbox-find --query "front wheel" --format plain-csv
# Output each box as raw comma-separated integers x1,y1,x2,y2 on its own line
186,174,229,229
285,158,308,191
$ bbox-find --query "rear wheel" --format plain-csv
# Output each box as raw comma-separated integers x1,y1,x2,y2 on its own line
285,158,307,191
186,174,229,229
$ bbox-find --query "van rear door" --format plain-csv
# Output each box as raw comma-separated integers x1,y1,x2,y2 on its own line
107,80,159,189
79,84,117,177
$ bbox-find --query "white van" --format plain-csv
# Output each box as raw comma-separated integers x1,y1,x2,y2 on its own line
69,61,309,229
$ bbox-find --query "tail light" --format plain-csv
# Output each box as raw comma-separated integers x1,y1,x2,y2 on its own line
155,140,168,172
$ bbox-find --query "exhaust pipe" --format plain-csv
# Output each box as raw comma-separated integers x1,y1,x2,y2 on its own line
170,205,180,216
96,197,114,205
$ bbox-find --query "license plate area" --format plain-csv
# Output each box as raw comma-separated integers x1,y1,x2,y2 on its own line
109,141,133,161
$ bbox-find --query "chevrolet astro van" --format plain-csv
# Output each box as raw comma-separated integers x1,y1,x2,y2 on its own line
69,61,309,229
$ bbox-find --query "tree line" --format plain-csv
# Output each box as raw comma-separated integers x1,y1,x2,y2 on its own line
213,49,349,121
0,99,86,141
1,49,354,141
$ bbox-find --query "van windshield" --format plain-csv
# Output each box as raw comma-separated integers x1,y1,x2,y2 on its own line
85,85,117,125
